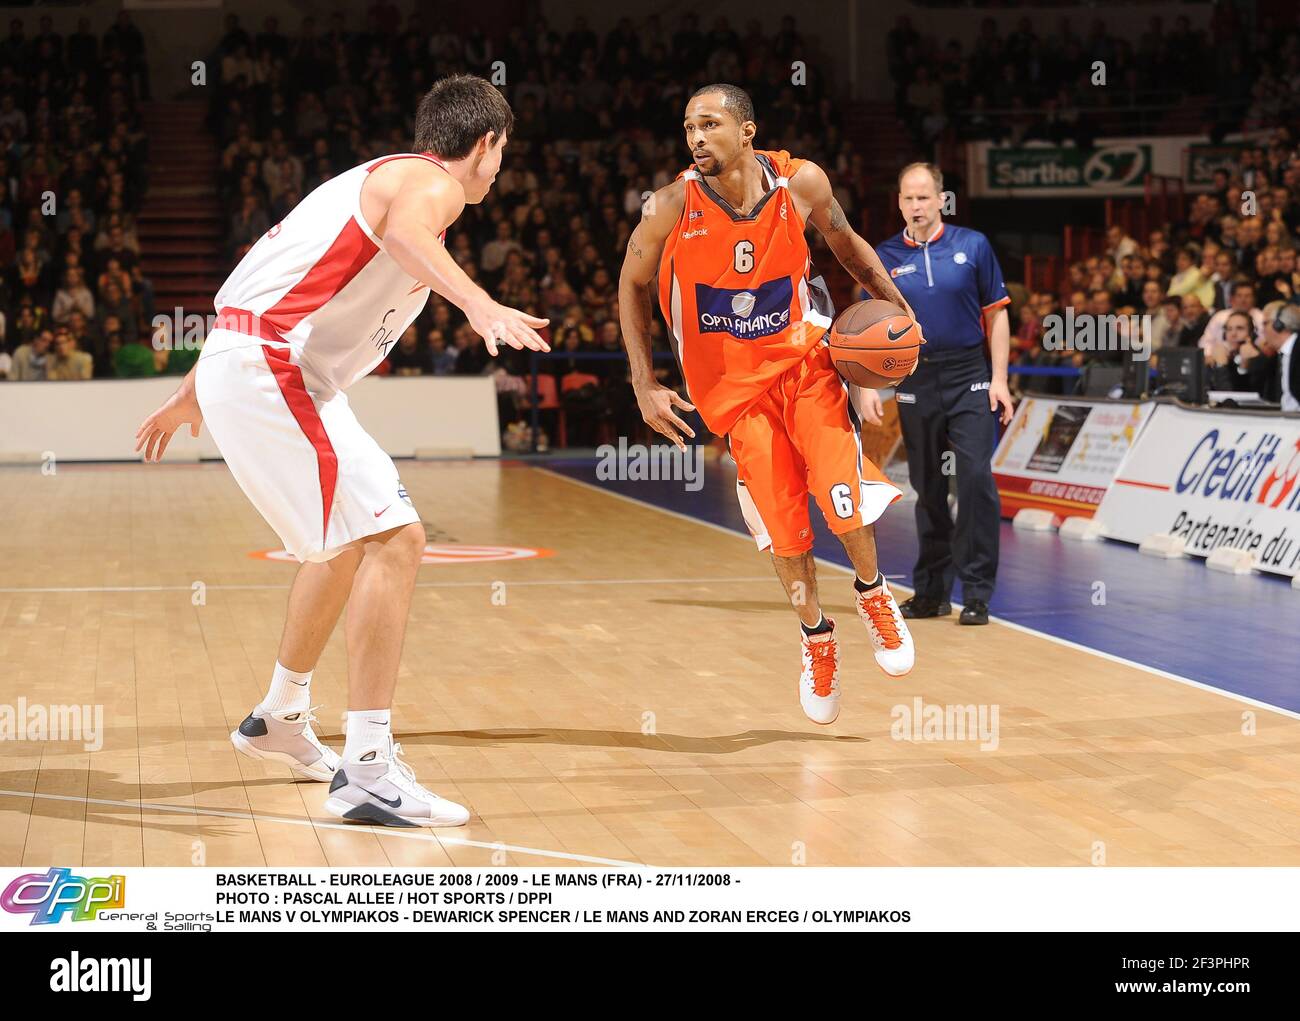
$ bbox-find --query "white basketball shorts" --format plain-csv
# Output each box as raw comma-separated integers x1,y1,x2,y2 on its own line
195,326,420,563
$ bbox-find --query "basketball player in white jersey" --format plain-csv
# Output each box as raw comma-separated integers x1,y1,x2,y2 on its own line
135,75,546,827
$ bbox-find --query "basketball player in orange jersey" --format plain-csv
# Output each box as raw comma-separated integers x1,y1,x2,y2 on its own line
134,76,547,826
619,84,921,725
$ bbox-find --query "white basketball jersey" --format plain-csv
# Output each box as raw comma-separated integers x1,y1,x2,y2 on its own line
213,152,447,391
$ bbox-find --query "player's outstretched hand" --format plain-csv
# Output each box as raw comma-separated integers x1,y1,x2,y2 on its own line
467,298,550,357
135,383,203,462
635,383,696,451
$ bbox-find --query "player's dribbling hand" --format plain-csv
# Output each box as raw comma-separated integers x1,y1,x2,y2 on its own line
467,299,550,356
635,383,696,451
135,386,203,462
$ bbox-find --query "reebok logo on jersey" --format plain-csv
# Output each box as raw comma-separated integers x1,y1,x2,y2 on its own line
682,227,709,239
695,279,793,339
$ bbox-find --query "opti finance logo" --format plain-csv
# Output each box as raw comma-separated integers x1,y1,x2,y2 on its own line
1,868,126,924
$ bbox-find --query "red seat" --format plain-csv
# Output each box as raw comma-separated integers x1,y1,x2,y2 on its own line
533,372,562,409
532,373,565,447
560,372,615,444
561,371,600,392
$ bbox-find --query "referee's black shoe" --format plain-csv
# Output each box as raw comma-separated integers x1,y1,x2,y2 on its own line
899,596,952,619
959,600,990,625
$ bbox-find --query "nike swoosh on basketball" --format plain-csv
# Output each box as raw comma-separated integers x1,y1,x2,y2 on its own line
374,505,391,517
886,323,913,341
360,787,402,808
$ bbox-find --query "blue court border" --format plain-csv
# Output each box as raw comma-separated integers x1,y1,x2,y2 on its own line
536,456,1300,715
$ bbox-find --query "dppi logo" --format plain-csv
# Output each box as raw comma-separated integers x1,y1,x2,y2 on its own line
1,868,126,925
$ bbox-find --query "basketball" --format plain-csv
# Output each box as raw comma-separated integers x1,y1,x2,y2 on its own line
827,299,921,388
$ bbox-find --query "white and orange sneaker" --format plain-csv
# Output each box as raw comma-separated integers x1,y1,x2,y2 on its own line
855,578,915,677
799,620,841,725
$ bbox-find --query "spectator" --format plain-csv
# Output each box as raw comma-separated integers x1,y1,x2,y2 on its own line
1202,281,1266,350
51,266,95,324
1147,291,1180,352
1207,249,1239,310
1205,310,1257,393
10,328,52,380
46,325,92,380
96,279,136,341
1173,294,1211,348
1168,245,1215,308
1256,301,1300,411
1106,224,1138,262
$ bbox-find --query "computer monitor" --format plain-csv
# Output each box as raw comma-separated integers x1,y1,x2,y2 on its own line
1155,347,1205,403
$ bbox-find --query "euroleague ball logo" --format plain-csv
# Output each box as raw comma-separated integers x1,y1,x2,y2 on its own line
251,544,553,565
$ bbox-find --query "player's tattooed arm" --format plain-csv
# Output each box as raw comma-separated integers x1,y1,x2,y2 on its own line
825,198,850,234
843,252,911,310
796,162,918,321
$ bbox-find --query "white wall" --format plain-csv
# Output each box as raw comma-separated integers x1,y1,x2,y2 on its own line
0,376,501,462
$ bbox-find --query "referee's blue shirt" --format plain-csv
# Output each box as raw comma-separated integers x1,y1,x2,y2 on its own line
871,223,1010,353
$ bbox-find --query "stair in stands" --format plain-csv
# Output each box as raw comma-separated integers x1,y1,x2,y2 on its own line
820,101,919,309
137,101,225,330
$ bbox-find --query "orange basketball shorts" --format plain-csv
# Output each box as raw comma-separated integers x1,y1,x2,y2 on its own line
728,346,902,557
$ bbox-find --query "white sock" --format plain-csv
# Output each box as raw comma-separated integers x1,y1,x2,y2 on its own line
259,661,312,714
343,709,392,761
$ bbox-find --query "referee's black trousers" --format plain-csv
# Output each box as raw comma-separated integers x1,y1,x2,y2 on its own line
895,345,1001,604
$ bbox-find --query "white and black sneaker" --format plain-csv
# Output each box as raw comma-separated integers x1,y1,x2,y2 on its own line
230,705,340,782
324,738,470,828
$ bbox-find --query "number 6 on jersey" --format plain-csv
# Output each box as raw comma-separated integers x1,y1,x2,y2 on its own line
733,240,754,273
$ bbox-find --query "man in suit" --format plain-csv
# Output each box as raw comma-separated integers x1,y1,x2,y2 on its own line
1256,301,1300,412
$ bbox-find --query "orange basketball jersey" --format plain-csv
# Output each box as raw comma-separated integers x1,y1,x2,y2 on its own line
658,149,834,434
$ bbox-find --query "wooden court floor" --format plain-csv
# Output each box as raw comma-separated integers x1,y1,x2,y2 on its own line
2,458,1300,868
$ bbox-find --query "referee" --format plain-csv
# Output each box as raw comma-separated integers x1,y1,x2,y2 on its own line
871,163,1014,625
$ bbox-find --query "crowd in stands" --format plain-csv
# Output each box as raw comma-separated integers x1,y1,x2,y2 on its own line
6,8,1299,426
0,12,164,381
890,11,1300,148
1008,125,1300,400
205,7,867,444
